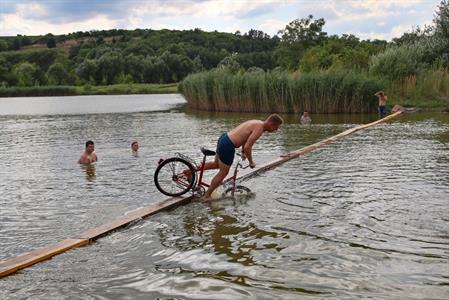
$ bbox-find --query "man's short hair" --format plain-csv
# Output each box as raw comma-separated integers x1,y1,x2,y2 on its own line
267,114,283,125
131,141,138,147
85,140,94,148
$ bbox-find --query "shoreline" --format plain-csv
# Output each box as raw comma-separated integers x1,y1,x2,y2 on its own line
1,84,446,112
0,83,179,98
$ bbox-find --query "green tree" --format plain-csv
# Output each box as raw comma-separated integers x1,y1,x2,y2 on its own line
76,59,98,84
97,51,124,84
217,54,241,73
13,62,38,86
124,54,145,82
0,40,8,52
276,15,327,70
47,37,56,48
46,62,74,85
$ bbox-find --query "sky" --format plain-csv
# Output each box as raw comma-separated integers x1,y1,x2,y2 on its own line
0,0,443,40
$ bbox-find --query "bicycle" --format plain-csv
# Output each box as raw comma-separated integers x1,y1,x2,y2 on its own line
154,147,251,198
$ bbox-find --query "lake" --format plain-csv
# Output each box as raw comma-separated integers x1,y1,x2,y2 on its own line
0,94,448,299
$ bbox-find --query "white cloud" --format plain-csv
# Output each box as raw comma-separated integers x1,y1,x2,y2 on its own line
1,13,118,36
16,2,47,18
259,18,287,35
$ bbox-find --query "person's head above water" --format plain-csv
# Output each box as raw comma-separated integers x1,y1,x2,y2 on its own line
85,140,95,153
131,141,139,152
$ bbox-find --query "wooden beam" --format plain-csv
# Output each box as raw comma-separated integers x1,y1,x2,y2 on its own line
0,196,191,278
235,111,402,181
0,239,89,278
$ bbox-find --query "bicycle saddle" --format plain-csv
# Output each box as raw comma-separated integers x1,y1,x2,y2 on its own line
201,147,216,156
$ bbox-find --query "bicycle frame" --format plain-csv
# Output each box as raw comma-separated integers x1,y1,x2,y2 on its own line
194,152,249,195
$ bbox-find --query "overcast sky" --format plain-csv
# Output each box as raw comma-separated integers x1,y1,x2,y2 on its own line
0,0,442,40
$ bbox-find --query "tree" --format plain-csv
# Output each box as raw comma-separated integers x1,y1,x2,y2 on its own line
124,54,145,82
97,51,124,84
217,54,241,73
276,15,327,70
76,59,98,84
434,0,449,39
47,37,56,48
0,40,8,52
13,62,38,86
46,62,74,85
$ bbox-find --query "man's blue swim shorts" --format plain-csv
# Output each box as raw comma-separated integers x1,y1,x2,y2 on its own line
216,133,236,166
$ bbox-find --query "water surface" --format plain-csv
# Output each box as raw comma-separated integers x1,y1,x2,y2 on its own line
0,95,448,299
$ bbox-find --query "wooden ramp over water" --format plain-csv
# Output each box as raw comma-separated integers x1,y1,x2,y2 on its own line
0,111,402,279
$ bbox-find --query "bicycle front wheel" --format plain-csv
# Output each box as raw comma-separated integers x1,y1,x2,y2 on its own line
154,157,196,197
223,185,251,197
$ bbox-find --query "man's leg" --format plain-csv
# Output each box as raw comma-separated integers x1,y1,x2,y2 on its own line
202,155,219,171
203,160,230,200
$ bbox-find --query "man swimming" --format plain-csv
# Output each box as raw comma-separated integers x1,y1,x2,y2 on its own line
78,140,98,164
202,114,283,201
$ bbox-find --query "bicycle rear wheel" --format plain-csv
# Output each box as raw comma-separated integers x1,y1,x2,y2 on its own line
154,157,196,197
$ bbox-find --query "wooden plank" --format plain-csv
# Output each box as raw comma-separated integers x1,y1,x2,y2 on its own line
75,196,191,240
236,111,402,182
0,238,88,278
0,196,191,278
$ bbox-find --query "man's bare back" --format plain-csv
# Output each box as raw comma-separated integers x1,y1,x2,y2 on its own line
228,120,264,148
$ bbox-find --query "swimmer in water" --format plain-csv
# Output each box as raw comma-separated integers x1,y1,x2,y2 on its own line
78,140,98,164
131,141,139,156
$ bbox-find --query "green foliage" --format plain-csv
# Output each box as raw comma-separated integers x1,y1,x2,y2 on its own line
0,85,77,97
371,1,449,80
180,69,383,113
47,37,56,48
276,15,327,70
0,40,8,52
300,35,386,72
217,54,241,74
0,83,177,97
46,62,75,85
13,62,39,86
369,44,424,81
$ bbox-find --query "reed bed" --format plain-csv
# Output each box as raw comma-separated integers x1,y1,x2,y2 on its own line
179,70,383,113
386,69,449,109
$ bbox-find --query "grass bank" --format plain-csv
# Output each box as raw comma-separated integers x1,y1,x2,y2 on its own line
180,70,384,113
0,83,178,97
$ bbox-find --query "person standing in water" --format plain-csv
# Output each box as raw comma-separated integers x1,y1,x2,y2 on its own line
78,140,98,164
300,111,312,125
375,90,388,118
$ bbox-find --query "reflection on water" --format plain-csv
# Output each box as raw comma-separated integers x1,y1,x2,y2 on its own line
0,96,448,300
81,163,96,181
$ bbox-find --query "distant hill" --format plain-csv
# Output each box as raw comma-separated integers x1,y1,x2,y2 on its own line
0,28,280,86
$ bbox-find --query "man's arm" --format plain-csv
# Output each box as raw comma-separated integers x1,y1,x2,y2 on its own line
78,155,87,164
242,127,264,167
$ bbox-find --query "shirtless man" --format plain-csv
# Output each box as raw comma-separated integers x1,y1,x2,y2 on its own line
78,140,98,164
375,90,388,118
202,114,283,201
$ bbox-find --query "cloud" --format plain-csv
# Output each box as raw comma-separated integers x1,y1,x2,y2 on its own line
259,18,288,35
0,0,442,40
